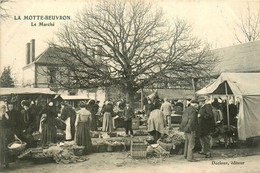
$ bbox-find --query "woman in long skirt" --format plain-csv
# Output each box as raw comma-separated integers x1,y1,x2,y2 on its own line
101,101,113,132
75,101,92,154
41,102,57,146
0,102,14,169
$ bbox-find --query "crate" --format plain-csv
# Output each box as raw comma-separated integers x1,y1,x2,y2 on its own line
130,140,147,159
152,144,170,156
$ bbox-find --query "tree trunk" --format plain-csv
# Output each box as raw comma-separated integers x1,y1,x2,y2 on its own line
125,89,135,109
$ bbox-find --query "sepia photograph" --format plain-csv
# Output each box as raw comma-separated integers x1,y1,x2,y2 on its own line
0,0,260,172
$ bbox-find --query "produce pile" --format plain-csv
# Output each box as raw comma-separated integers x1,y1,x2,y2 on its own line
17,142,88,164
33,144,87,164
159,131,185,146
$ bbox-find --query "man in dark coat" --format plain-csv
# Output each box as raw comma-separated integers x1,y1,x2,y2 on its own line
198,98,215,158
223,99,238,127
87,100,98,131
6,102,18,142
123,102,135,137
34,99,44,132
60,102,76,140
179,100,199,162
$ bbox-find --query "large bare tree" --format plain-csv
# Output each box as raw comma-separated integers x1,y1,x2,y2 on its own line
233,2,260,43
48,0,215,103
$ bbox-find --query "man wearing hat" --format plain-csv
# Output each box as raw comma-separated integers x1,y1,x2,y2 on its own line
160,98,173,129
197,98,215,158
123,102,135,137
179,100,199,162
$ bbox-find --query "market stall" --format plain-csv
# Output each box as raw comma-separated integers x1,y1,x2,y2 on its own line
197,73,260,140
147,89,195,124
0,87,57,108
60,95,90,109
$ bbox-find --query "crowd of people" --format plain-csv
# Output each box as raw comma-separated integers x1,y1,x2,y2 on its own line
144,96,239,162
179,97,239,162
0,95,239,168
0,97,139,169
0,98,100,169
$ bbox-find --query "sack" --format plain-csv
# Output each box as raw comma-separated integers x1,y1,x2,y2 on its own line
54,118,66,130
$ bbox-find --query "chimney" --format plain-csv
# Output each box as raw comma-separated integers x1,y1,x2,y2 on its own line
26,42,31,64
30,39,35,62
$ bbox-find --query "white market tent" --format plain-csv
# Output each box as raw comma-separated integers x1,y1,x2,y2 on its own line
0,88,56,95
196,73,260,140
61,95,90,100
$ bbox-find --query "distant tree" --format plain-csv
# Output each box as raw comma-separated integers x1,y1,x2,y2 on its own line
233,2,260,43
0,0,11,20
48,1,215,104
0,66,15,87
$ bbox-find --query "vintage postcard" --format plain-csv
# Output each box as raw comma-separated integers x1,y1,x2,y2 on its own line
0,0,260,172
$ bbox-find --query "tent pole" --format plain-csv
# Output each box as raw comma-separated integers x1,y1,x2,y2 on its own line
225,82,231,148
225,82,230,130
141,88,144,109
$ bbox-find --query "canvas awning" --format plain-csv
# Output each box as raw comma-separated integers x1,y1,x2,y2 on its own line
0,88,56,96
61,95,90,100
196,73,260,140
196,73,260,96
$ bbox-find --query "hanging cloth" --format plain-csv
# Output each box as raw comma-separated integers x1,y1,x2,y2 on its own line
65,117,71,140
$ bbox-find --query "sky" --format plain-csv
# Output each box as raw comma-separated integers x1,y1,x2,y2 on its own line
0,0,259,85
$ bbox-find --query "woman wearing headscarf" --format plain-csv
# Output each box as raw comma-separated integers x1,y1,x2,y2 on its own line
101,101,114,132
75,101,92,154
147,103,165,142
0,102,13,169
40,101,58,146
15,100,37,148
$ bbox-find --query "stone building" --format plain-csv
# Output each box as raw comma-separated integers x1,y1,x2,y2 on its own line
22,39,106,105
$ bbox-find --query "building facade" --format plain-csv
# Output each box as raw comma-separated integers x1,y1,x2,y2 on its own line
22,39,106,104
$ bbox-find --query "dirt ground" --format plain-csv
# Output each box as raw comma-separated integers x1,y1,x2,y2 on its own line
3,146,260,173
3,126,260,173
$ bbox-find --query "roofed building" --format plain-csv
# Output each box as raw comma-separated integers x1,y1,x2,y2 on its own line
22,39,106,104
194,40,260,91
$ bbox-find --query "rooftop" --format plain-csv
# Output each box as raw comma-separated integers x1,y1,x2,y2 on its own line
212,40,260,74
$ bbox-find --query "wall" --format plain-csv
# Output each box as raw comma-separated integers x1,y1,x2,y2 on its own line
23,64,35,87
36,65,50,88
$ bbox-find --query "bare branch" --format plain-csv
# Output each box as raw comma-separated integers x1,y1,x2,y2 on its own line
233,2,260,43
47,0,215,102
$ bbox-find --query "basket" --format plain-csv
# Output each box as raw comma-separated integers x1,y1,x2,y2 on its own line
130,140,147,159
32,156,54,164
8,140,27,155
96,143,107,153
73,146,85,156
107,132,117,137
112,143,124,152
157,140,173,151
